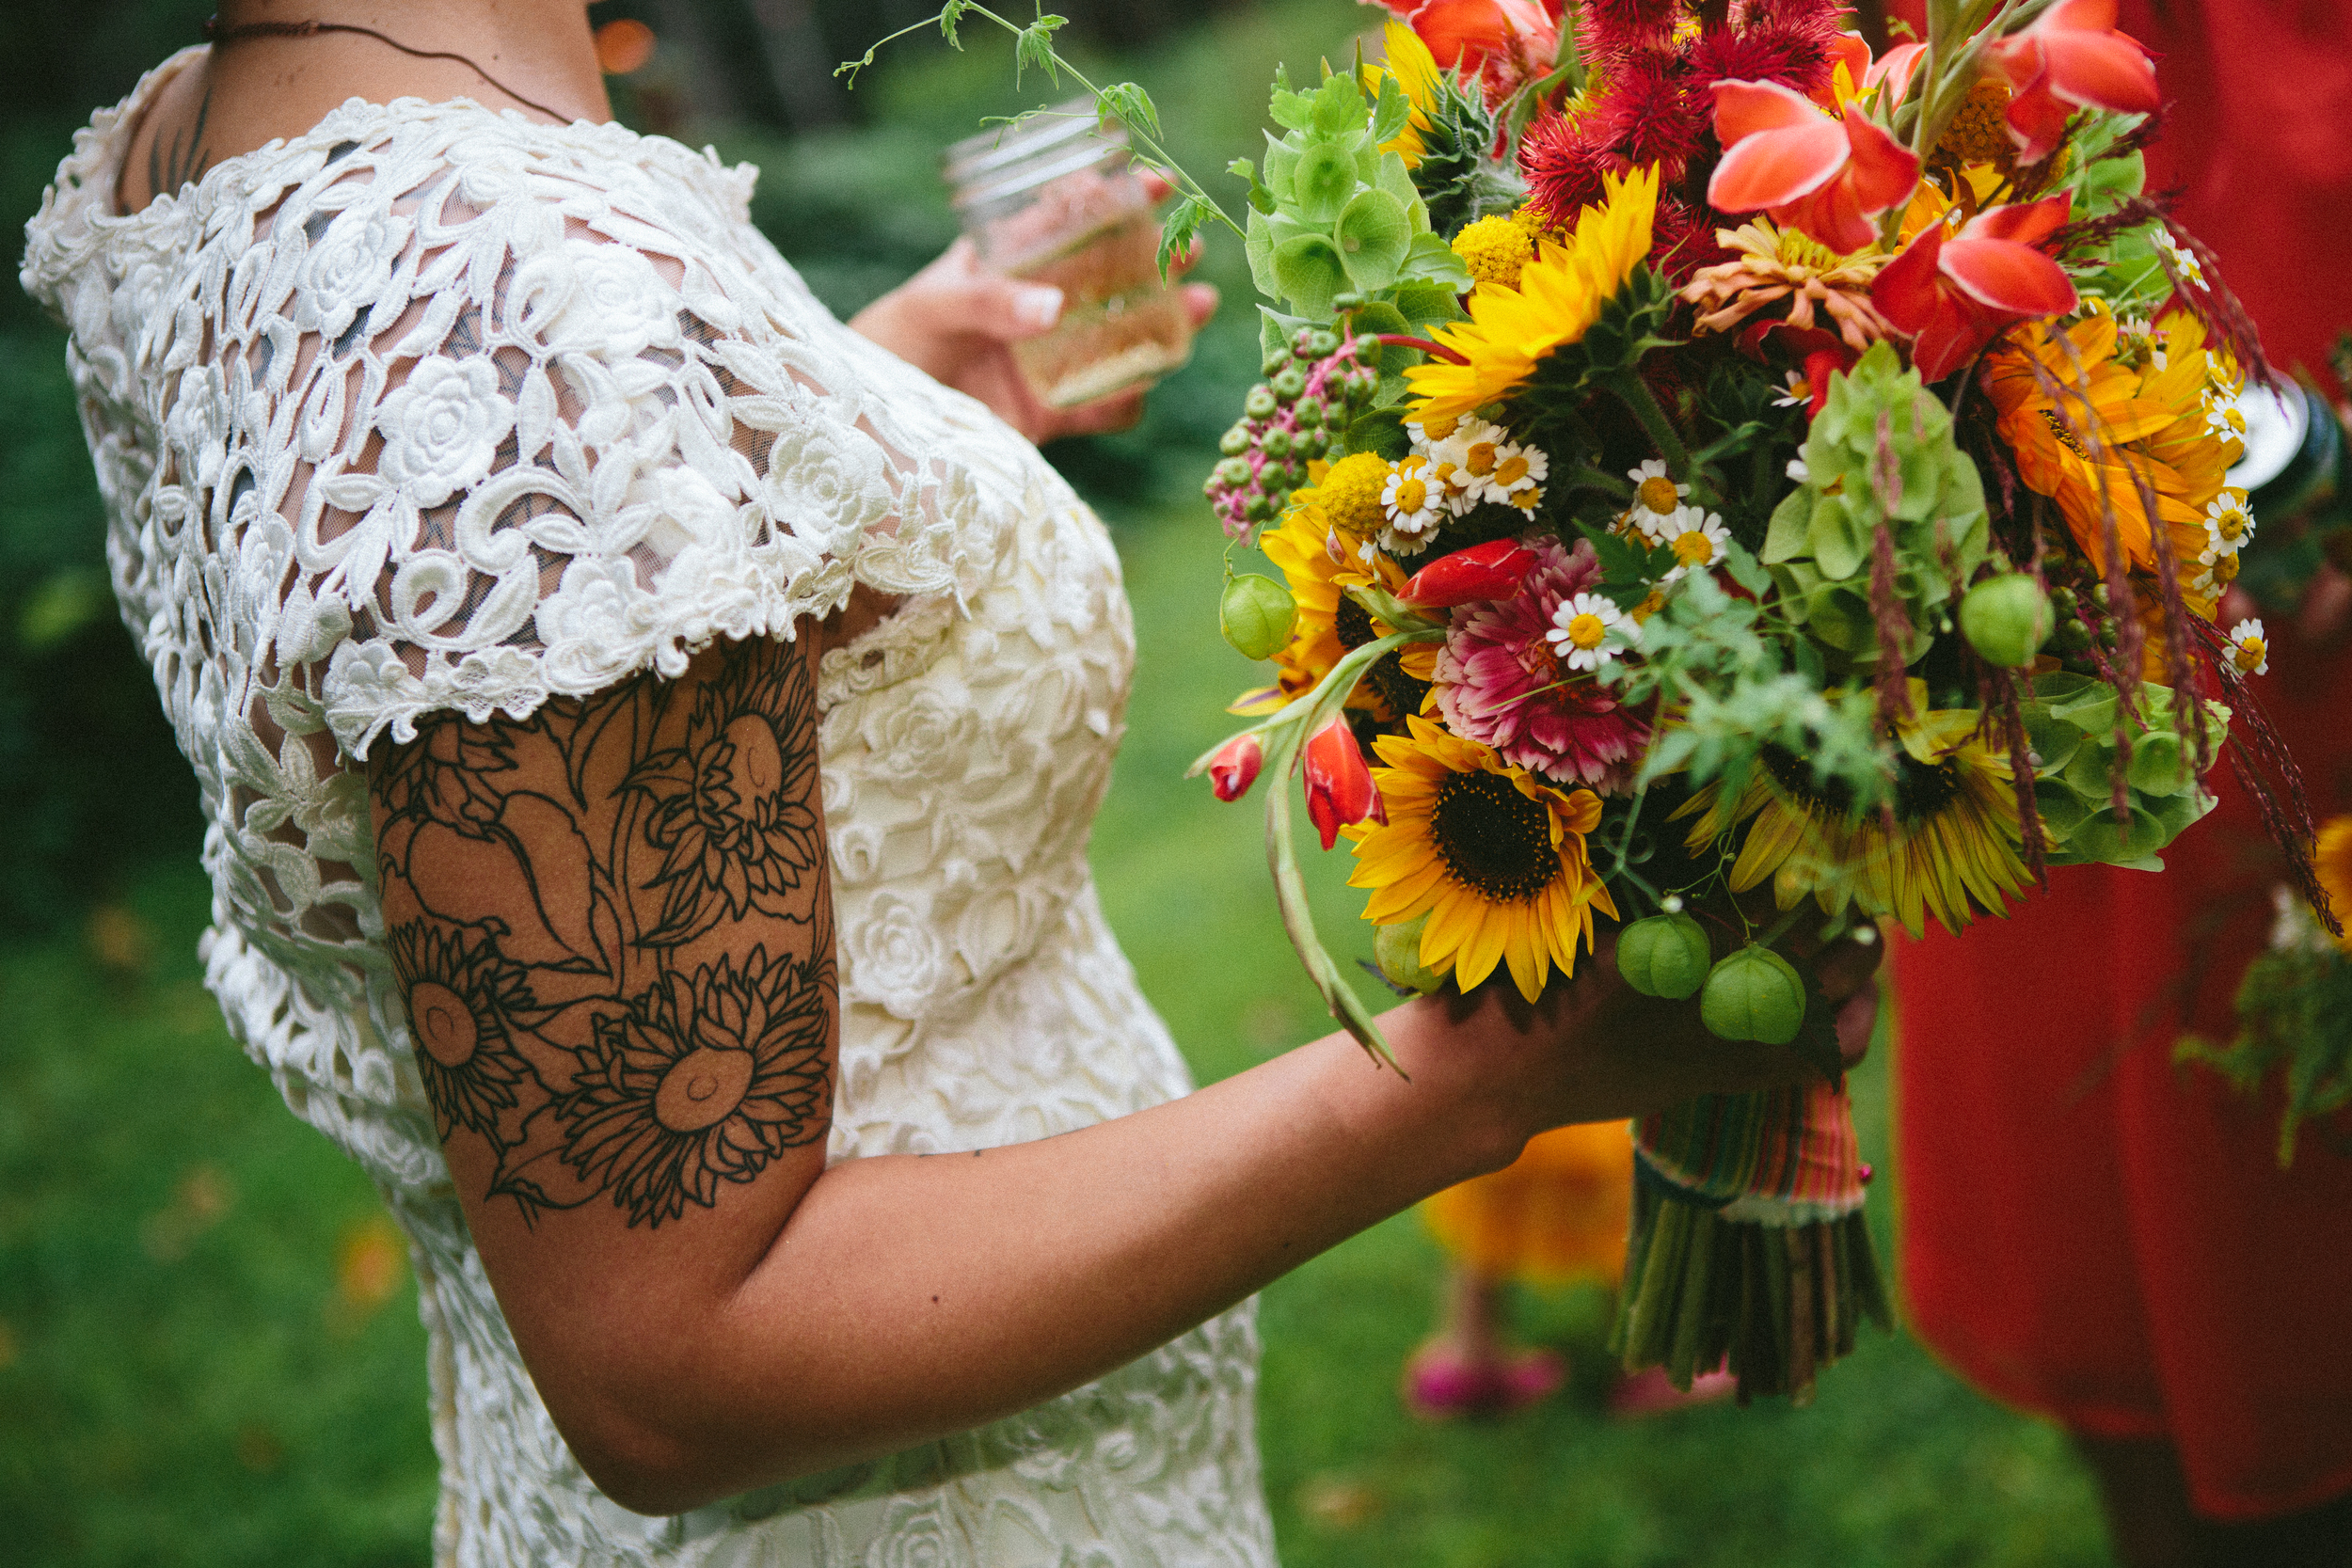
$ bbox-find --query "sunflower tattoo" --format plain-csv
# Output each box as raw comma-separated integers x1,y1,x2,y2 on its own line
388,919,534,1139
556,945,832,1227
628,646,822,947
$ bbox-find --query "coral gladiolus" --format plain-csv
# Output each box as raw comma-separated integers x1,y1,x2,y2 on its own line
1985,0,2159,163
1207,735,1263,802
1872,194,2078,381
1303,717,1385,851
1400,538,1538,608
1817,30,1925,111
1708,80,1921,254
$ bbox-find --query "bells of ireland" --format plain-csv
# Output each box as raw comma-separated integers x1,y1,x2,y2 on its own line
1221,573,1297,661
1616,913,1712,1001
1762,340,1990,671
1959,574,2053,668
1375,913,1446,995
1699,945,1808,1045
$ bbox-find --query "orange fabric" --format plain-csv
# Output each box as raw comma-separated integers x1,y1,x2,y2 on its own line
1421,1120,1632,1286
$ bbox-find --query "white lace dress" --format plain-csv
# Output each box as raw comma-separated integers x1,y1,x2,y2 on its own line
22,49,1277,1568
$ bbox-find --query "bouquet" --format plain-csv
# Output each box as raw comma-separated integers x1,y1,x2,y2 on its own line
1182,0,2333,1400
844,0,2331,1400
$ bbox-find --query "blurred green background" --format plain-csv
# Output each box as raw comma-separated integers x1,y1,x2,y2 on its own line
1,2,2111,1562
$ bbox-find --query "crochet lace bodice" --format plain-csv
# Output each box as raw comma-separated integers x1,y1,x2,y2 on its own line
22,49,1274,1567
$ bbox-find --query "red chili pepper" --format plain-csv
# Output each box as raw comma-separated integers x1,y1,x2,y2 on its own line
1207,734,1263,802
1302,717,1385,850
1399,538,1536,609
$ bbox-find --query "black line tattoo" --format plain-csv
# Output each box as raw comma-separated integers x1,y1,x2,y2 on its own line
373,635,835,1229
149,80,215,200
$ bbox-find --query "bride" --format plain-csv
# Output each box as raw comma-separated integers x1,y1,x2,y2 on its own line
23,3,1876,1561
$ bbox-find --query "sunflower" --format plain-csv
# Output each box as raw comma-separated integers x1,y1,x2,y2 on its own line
1240,498,1417,717
1985,311,2243,614
557,945,831,1227
1673,699,2029,939
388,919,534,1141
1404,164,1660,427
2316,816,2352,955
1345,715,1618,1001
1363,21,1442,169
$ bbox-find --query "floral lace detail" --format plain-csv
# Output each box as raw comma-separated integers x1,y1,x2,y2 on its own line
24,51,1273,1567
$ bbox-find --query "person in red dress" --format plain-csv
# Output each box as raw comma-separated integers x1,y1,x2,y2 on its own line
1881,2,2352,1562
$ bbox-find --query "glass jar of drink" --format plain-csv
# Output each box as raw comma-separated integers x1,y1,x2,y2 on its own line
944,105,1197,410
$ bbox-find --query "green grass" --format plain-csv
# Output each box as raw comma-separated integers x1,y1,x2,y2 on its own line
0,483,2114,1567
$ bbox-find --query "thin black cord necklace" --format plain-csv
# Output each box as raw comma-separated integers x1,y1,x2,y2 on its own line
202,13,570,121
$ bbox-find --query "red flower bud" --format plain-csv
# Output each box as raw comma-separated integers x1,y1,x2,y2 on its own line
1302,717,1385,850
1400,538,1537,609
1207,734,1263,802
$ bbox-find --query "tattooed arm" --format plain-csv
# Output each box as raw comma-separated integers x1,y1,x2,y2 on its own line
374,631,1859,1514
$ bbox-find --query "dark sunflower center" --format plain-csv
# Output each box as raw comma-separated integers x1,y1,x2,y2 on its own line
1761,744,1858,815
1432,771,1560,902
1334,594,1433,716
1893,753,1965,821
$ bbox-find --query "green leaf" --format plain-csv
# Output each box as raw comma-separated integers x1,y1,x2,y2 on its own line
1263,133,1302,205
1245,210,1279,297
1012,14,1067,84
1334,188,1412,291
1311,72,1364,134
1722,537,1771,598
937,0,973,47
1156,197,1207,279
1095,81,1162,142
1371,73,1413,144
1397,230,1473,289
1268,87,1316,132
1230,157,1276,215
1292,141,1359,225
1272,233,1349,316
1391,280,1467,328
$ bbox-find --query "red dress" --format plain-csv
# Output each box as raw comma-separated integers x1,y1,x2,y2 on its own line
1891,0,2352,1520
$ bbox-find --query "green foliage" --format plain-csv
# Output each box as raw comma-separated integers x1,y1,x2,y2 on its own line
1606,568,1895,818
1240,66,1469,335
1958,573,2053,668
2178,920,2352,1165
1764,341,1990,670
2021,674,2223,868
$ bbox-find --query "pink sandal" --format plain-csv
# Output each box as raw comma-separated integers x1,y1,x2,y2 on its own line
1401,1343,1567,1419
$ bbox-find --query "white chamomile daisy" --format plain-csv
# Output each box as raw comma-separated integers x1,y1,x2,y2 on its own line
2153,229,2206,291
1545,592,1637,672
1472,441,1548,507
1628,458,1689,530
2204,490,2255,559
2227,617,2269,677
1659,508,1731,583
2205,382,2249,443
1378,457,1445,554
1772,371,1810,409
1406,411,1462,453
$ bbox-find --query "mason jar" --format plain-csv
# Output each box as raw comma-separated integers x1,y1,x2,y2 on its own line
944,104,1197,410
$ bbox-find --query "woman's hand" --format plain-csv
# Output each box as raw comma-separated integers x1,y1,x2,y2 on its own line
850,230,1216,444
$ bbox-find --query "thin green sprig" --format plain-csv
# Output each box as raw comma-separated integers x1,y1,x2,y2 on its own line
837,3,1247,275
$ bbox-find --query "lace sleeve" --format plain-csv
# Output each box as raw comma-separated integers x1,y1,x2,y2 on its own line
147,113,993,763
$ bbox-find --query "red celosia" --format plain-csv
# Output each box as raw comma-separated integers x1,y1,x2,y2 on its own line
1871,193,2078,380
1207,734,1263,802
1707,79,1921,253
1303,717,1384,850
1984,0,2160,162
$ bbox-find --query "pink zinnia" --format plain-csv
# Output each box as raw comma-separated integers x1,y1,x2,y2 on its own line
1434,536,1650,791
